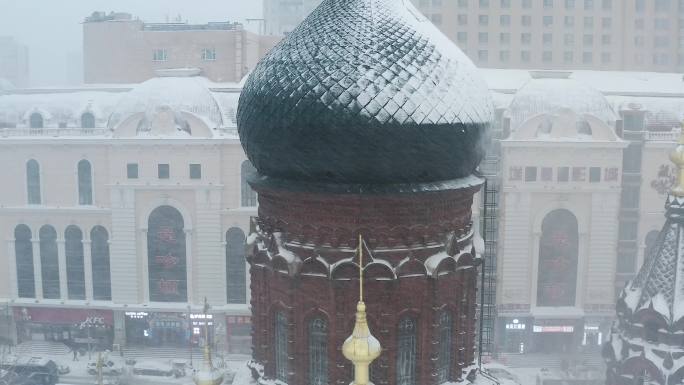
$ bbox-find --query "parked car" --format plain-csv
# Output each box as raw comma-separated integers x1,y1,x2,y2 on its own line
0,357,59,385
132,361,174,377
86,358,124,376
484,363,522,385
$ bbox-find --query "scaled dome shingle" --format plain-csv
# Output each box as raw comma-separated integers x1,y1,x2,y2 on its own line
237,0,494,185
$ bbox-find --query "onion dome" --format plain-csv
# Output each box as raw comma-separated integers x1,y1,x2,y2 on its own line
508,71,616,132
237,0,494,185
603,129,684,383
107,75,223,130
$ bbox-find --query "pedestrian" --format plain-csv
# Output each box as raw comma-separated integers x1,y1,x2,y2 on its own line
70,344,79,361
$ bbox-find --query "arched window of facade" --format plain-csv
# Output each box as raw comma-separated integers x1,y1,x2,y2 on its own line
537,209,579,306
14,225,35,298
65,225,85,300
81,112,95,129
39,225,60,299
26,159,41,205
78,160,93,205
397,317,417,385
226,227,246,304
275,311,289,382
309,317,328,385
147,205,187,302
241,160,258,207
91,226,111,301
29,112,43,129
436,310,453,382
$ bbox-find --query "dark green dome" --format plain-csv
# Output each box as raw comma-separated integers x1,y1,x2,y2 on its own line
237,0,494,185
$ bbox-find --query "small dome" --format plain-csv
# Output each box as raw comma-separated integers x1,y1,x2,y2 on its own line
508,72,616,132
237,0,494,185
107,76,223,130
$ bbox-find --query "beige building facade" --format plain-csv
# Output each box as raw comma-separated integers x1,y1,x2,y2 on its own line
0,73,255,353
83,12,280,84
264,0,684,72
487,69,684,354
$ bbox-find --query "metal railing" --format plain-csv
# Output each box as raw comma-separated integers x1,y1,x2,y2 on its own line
644,128,681,142
0,128,108,137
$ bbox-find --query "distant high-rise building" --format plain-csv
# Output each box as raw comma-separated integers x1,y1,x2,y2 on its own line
263,0,684,73
0,36,29,88
83,12,281,84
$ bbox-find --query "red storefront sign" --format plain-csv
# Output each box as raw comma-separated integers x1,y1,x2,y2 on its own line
13,307,114,326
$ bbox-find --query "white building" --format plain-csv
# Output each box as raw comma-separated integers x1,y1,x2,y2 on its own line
2,67,684,357
487,69,684,354
0,71,254,353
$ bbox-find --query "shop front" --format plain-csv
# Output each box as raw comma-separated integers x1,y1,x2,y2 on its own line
532,319,582,353
13,307,113,349
225,315,251,354
124,311,214,347
498,317,531,353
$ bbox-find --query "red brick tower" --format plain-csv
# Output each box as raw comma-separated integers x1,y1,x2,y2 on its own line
236,0,494,384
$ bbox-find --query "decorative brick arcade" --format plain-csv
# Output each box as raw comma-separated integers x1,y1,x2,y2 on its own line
245,179,483,385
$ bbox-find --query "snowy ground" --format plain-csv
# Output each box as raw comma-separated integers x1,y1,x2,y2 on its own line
1,342,255,385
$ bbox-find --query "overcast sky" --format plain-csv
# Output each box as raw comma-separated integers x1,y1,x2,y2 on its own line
0,0,263,86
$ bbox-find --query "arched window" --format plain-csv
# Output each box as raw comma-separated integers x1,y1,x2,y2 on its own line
397,317,417,385
26,159,41,205
309,317,328,385
275,311,289,382
241,160,258,207
91,226,111,301
39,225,60,299
81,112,95,129
436,310,453,382
537,209,579,306
29,113,43,129
78,160,93,205
147,205,187,302
65,225,85,300
226,227,246,304
576,119,592,136
14,225,35,298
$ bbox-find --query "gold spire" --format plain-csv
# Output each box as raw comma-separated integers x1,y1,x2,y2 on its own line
670,124,684,197
342,235,382,385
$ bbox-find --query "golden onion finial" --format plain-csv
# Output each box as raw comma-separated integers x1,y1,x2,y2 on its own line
342,235,381,385
670,124,684,197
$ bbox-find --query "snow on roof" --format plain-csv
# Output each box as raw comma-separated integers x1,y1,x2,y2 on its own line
506,75,617,132
481,68,684,96
107,76,223,129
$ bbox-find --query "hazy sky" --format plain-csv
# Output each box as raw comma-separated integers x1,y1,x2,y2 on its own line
0,0,263,86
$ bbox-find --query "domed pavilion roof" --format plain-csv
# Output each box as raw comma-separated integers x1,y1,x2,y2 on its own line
237,0,494,185
107,75,223,130
508,71,616,133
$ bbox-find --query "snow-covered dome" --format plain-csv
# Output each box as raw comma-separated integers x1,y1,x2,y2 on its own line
508,71,617,133
107,76,223,131
237,0,493,185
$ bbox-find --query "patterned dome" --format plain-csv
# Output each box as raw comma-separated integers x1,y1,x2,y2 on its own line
107,76,223,130
237,0,494,185
508,72,617,132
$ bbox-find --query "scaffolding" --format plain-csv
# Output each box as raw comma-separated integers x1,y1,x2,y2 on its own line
478,118,502,361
